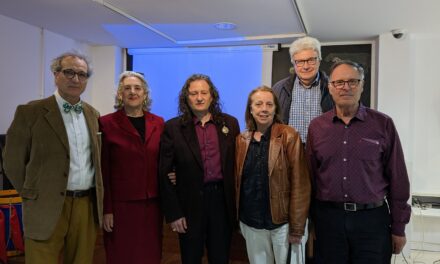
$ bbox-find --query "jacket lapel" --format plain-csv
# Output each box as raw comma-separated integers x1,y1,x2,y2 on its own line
181,120,203,169
144,112,157,145
268,124,282,177
238,131,252,176
215,117,229,173
43,96,69,152
82,102,99,152
114,110,139,138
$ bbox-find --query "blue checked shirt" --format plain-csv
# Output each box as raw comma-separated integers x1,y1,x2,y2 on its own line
288,77,322,143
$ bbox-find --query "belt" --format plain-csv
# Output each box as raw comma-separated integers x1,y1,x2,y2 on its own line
203,181,223,190
317,200,385,211
66,189,92,198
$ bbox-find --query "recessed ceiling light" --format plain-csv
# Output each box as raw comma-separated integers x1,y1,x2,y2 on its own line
214,22,237,30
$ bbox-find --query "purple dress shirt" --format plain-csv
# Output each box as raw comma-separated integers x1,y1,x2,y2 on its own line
306,105,411,236
194,118,223,183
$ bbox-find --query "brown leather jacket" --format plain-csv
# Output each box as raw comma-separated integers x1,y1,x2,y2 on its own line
235,123,311,236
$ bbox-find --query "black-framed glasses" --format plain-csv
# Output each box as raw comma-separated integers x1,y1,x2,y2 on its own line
330,79,362,89
294,57,319,67
61,69,89,82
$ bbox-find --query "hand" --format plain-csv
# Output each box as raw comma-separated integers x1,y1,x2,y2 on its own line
103,213,114,232
170,217,187,233
289,234,302,244
392,234,406,254
168,172,176,185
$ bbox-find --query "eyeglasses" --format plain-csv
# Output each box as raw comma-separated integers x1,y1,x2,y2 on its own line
60,69,89,82
293,57,319,67
330,79,362,89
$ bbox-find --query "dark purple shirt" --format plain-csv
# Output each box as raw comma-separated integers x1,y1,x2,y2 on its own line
306,105,411,236
194,118,223,183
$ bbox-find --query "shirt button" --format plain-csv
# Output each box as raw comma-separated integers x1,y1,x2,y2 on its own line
344,194,348,198
343,141,347,144
343,177,347,180
345,126,348,129
343,158,347,162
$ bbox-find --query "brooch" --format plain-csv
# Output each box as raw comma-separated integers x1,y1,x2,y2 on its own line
222,125,229,136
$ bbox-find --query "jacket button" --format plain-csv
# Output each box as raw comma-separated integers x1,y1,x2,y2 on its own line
60,191,65,196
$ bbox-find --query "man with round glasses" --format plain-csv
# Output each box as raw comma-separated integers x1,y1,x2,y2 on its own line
3,51,103,263
306,60,410,263
273,36,333,145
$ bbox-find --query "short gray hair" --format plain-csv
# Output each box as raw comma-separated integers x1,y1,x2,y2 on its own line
114,71,152,112
289,36,322,61
50,51,93,77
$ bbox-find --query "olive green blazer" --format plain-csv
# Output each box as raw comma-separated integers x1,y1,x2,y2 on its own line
3,95,103,240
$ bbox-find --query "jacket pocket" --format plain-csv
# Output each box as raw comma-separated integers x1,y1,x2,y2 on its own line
21,188,39,200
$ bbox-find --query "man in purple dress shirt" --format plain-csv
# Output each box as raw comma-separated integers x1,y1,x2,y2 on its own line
159,74,240,264
306,60,410,263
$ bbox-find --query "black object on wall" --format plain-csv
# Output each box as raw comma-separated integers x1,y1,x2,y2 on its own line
271,44,372,107
126,50,133,71
0,134,14,190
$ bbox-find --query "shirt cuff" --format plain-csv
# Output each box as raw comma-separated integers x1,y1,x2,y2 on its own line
391,222,406,236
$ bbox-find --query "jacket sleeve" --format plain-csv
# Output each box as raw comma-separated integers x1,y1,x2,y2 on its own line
288,130,311,236
99,118,113,214
3,106,31,194
159,123,184,223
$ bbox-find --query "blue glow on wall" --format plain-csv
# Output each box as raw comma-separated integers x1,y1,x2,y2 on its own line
128,46,263,130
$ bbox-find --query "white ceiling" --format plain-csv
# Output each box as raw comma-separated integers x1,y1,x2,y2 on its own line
0,0,439,48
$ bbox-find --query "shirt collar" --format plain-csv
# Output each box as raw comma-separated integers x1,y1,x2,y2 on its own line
295,71,320,88
54,89,82,113
331,103,367,123
193,114,214,126
251,125,272,142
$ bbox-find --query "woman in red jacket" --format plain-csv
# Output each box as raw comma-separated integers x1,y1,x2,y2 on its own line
99,71,164,263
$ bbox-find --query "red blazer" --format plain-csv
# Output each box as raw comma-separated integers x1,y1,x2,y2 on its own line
99,110,164,214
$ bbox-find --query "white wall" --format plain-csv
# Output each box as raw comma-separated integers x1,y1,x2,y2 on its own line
0,15,43,133
410,34,440,252
411,34,440,196
0,14,122,133
378,32,440,252
90,46,124,116
378,32,440,196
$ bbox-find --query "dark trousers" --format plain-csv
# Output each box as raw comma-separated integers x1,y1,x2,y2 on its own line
313,201,392,264
179,182,232,264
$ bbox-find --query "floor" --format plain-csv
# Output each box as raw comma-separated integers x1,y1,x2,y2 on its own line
393,250,440,264
161,224,249,264
8,223,250,264
7,228,440,264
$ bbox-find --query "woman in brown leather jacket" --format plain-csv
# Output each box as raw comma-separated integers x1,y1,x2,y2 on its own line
235,86,311,264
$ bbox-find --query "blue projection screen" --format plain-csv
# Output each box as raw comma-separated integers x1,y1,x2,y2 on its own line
128,46,263,130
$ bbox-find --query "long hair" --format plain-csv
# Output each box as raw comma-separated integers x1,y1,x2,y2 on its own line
244,86,283,131
114,71,152,112
178,74,222,122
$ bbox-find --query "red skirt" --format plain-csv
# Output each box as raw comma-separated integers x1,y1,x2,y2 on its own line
104,199,162,264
